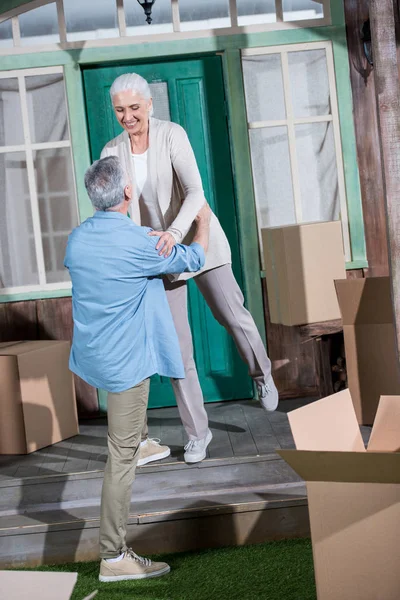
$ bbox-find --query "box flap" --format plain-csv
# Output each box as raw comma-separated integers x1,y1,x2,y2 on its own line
368,396,400,452
287,389,365,452
0,341,25,350
278,450,400,483
0,571,78,599
334,277,393,325
0,340,69,356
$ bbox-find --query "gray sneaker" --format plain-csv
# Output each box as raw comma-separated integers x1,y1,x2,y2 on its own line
99,548,170,582
258,376,279,412
184,429,213,463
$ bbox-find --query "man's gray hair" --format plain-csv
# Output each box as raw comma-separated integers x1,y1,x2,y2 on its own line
84,156,126,211
110,72,154,117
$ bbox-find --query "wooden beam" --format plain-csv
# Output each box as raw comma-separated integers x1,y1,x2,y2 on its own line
343,0,389,277
370,0,400,363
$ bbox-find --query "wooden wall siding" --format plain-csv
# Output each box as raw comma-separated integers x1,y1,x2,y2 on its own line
344,0,389,277
36,298,99,415
0,299,98,416
261,280,318,398
0,301,37,342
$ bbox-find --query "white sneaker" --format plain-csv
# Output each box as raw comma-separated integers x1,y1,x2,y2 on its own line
137,438,171,467
184,429,213,464
258,376,279,412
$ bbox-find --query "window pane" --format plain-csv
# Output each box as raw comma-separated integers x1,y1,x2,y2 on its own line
19,3,60,46
180,0,230,31
288,49,330,118
0,19,13,49
124,0,173,35
34,147,78,284
296,122,339,223
26,74,69,144
149,82,171,121
283,0,324,22
0,152,39,288
242,54,286,122
64,0,119,42
0,78,24,146
237,0,276,26
249,127,295,230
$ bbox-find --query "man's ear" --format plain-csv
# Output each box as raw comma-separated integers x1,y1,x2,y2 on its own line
124,184,132,201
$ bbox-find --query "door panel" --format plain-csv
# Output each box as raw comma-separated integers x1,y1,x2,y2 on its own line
83,56,253,408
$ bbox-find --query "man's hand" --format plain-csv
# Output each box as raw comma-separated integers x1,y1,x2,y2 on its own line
195,202,212,223
148,230,176,257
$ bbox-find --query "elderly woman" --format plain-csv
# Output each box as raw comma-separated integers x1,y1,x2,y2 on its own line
101,73,278,465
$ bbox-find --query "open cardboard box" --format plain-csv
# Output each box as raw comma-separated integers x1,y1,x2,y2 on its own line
0,571,97,599
335,276,400,425
278,389,400,600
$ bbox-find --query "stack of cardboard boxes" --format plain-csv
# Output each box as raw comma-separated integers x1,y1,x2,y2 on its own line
263,220,400,598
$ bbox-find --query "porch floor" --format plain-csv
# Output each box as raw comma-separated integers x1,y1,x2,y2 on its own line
0,398,372,568
0,398,317,480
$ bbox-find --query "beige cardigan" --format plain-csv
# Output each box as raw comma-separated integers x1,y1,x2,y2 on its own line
100,118,231,281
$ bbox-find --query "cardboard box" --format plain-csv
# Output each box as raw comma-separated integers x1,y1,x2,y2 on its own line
0,341,79,454
335,277,400,425
262,221,346,326
279,389,400,600
0,571,97,599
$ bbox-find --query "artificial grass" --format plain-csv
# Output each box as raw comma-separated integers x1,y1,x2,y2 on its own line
29,538,316,600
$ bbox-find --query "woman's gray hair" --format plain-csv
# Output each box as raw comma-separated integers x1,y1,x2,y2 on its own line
84,156,126,211
110,73,154,117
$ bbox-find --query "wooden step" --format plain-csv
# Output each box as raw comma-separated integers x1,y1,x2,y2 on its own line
0,456,309,568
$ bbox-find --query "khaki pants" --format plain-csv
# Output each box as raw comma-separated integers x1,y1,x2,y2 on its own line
99,378,149,559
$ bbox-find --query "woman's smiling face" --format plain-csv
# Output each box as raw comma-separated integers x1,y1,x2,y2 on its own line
112,90,152,135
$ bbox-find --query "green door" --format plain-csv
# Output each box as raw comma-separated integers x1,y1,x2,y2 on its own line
83,56,253,408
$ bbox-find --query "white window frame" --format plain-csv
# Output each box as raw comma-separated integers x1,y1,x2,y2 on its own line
0,65,78,295
0,0,331,55
242,41,351,263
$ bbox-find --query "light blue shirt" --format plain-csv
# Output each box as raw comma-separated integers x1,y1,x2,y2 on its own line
64,211,205,392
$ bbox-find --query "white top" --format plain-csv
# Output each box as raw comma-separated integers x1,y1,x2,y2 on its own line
131,150,148,197
132,150,163,233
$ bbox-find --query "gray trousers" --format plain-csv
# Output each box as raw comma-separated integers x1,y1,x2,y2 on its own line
100,379,149,558
163,264,272,441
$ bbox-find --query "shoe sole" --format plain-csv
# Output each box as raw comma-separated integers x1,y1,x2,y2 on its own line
137,448,171,467
99,565,170,582
184,430,213,464
260,398,279,412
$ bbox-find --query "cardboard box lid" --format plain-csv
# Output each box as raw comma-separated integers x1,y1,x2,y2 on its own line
0,571,97,600
368,396,400,452
278,449,400,483
0,340,69,356
287,389,365,452
334,277,394,325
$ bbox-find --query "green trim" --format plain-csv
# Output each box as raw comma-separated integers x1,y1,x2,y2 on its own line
0,26,345,72
0,289,71,303
331,0,346,27
222,49,266,346
64,64,93,222
346,260,369,270
98,388,108,414
331,30,367,265
0,0,31,15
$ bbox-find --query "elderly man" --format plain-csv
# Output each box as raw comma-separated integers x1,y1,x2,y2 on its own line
64,156,210,583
